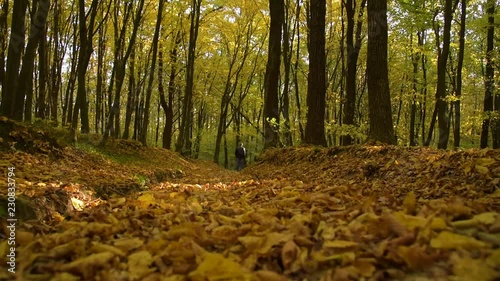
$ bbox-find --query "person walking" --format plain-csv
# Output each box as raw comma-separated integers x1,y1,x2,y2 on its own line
235,143,247,171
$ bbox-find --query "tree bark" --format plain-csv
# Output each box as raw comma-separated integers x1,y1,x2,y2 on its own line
366,0,395,144
2,0,28,118
140,0,164,145
454,0,466,148
263,0,283,149
481,0,495,148
342,0,366,146
176,0,202,156
435,0,453,149
0,0,9,103
304,0,327,146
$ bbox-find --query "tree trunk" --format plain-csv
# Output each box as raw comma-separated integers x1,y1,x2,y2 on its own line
35,24,48,121
176,0,202,156
480,0,495,148
71,0,99,140
123,49,136,140
342,0,366,145
409,32,420,147
435,0,453,149
14,0,49,121
0,0,9,104
263,0,284,149
95,19,106,134
2,0,28,118
366,0,395,144
49,0,62,124
304,0,327,146
454,0,466,148
140,0,164,145
292,0,304,142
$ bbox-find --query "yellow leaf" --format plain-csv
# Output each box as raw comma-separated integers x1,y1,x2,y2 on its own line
255,270,288,281
486,249,500,267
430,231,489,249
59,252,115,273
113,238,144,252
322,240,358,249
189,252,252,281
128,250,155,280
476,157,496,167
137,192,156,207
475,165,489,174
451,253,499,281
402,191,417,214
473,212,498,225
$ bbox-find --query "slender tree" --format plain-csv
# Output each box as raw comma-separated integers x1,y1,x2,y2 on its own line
0,0,9,101
1,0,28,118
263,0,284,149
15,0,50,121
366,0,395,144
176,0,202,155
304,0,327,146
140,0,164,145
454,0,466,148
342,0,366,146
480,0,495,148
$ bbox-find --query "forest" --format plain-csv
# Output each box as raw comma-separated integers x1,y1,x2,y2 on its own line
0,0,498,168
0,0,500,279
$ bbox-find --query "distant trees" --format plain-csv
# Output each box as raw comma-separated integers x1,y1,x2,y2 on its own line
0,0,498,160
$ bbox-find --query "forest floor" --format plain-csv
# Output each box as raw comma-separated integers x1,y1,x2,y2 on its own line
0,117,499,281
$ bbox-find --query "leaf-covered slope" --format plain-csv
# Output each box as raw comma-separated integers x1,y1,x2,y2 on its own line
1,134,499,280
247,145,499,203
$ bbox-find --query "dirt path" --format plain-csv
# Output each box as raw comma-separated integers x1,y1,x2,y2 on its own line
1,141,499,280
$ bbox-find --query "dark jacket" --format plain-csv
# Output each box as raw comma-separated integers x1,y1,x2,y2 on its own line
235,146,246,159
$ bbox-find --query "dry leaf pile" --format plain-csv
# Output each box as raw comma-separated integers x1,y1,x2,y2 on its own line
0,130,499,280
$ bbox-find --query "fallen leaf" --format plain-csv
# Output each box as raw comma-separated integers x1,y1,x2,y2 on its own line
430,231,489,249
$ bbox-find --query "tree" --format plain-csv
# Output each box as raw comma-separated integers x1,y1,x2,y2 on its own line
71,0,101,140
480,0,495,148
15,0,50,121
263,0,284,149
342,0,367,146
304,0,327,146
454,0,466,148
176,0,202,156
435,0,453,149
366,0,395,144
140,0,164,146
1,0,28,118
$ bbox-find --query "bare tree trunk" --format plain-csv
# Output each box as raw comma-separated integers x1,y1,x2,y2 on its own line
304,0,327,146
434,0,453,149
2,0,28,118
366,0,395,144
140,0,164,145
176,0,202,156
0,0,8,102
454,0,466,148
480,0,495,148
263,0,284,149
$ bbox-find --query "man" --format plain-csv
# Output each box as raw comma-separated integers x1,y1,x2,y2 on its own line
235,143,247,171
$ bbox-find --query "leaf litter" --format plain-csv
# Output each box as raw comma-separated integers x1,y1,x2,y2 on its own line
0,131,499,280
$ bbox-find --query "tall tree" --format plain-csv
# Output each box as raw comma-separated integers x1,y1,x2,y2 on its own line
263,0,284,149
366,0,395,144
480,0,495,148
304,0,327,146
15,0,50,121
176,0,202,155
140,0,164,145
435,0,453,149
0,0,9,100
1,0,28,118
342,0,366,145
454,0,466,148
71,0,101,140
102,0,145,144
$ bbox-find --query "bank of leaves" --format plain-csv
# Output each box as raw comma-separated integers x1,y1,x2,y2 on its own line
1,144,499,280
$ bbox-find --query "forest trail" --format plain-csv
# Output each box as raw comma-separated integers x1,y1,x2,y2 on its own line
1,119,499,281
